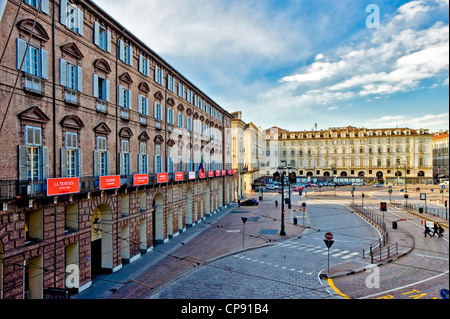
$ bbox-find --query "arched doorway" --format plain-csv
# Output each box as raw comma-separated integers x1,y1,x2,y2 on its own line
91,203,113,276
395,171,402,177
153,193,164,244
358,171,365,177
306,171,313,177
340,171,348,177
376,171,384,182
418,171,425,177
186,187,193,226
323,172,330,177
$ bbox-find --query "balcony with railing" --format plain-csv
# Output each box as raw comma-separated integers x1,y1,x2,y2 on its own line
24,74,44,95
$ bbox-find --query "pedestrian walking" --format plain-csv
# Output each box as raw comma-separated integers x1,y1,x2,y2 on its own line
238,199,241,207
275,200,278,208
433,222,439,237
438,225,444,238
424,224,432,237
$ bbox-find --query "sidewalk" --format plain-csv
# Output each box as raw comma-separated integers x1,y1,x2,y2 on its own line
73,204,237,299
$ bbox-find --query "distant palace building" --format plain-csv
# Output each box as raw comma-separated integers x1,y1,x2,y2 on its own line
432,130,449,181
0,0,236,299
265,126,434,184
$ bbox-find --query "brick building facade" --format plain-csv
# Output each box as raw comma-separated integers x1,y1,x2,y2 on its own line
0,0,236,299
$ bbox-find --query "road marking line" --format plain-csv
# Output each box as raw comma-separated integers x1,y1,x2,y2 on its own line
332,250,350,257
328,278,351,299
341,252,360,259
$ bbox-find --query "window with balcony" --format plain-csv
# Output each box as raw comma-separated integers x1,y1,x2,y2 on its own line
61,132,82,178
16,39,48,93
93,74,110,112
138,95,148,125
138,142,148,174
60,59,82,104
94,136,109,177
118,86,131,120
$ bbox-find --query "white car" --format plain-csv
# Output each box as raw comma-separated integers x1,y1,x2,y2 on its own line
266,184,278,190
440,181,449,186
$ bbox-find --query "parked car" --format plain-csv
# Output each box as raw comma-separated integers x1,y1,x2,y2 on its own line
241,198,259,206
440,181,449,186
294,186,304,191
373,183,384,187
266,184,278,190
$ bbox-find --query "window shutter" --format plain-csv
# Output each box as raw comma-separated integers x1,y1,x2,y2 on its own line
41,146,49,180
77,149,83,178
119,152,124,176
146,59,151,78
153,155,157,173
60,0,68,26
93,151,99,177
94,22,100,46
93,74,99,98
128,90,132,109
106,151,111,175
139,55,144,73
105,79,111,102
41,0,49,15
18,145,28,181
61,148,68,178
41,49,49,79
129,46,133,66
119,40,125,61
118,86,124,107
106,30,112,53
60,59,67,86
77,66,83,92
77,8,84,36
16,38,27,71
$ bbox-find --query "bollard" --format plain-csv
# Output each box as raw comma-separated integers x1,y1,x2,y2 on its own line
294,217,297,225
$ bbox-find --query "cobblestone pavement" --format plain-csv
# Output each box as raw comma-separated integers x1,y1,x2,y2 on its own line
148,197,381,299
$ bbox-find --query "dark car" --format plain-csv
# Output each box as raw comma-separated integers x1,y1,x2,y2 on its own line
241,198,259,206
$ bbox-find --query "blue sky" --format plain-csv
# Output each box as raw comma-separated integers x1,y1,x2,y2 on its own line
93,0,449,133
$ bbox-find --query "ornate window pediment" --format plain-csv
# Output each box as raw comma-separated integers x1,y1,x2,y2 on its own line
154,135,164,144
17,19,49,42
138,82,150,93
60,115,85,130
139,131,150,142
60,42,84,60
177,104,184,112
119,127,133,138
119,72,133,84
154,91,163,100
18,106,50,123
94,122,112,135
94,59,111,74
167,98,175,106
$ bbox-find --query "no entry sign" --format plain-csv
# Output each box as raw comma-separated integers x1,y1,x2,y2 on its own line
325,232,333,240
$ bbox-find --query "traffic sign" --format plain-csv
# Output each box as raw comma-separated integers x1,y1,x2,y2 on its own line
324,239,334,249
302,202,307,208
325,232,333,240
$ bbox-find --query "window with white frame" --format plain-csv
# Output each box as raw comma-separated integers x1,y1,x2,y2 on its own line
139,54,150,76
119,40,133,66
138,142,148,174
94,22,111,53
62,132,82,178
16,39,48,79
154,65,164,85
60,0,83,35
154,145,163,173
95,136,108,176
167,74,175,92
138,95,148,115
118,86,132,109
186,89,192,104
25,126,41,181
177,113,183,128
93,74,110,102
186,117,192,131
178,83,185,99
154,102,163,121
167,147,174,173
120,140,131,176
60,59,82,93
167,108,174,125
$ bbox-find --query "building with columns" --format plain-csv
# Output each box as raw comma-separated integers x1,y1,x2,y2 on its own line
265,126,434,184
432,130,449,182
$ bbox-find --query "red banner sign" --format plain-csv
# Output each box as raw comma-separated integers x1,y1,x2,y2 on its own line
175,172,184,181
199,171,206,178
100,175,121,190
157,173,169,183
133,174,148,186
208,171,214,177
216,170,221,176
47,177,79,196
222,170,226,176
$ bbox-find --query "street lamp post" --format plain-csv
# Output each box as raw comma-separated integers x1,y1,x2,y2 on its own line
276,160,293,236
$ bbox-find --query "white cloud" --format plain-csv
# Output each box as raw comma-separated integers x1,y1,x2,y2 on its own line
361,113,449,130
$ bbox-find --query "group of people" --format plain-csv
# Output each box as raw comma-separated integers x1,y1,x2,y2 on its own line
424,222,445,238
